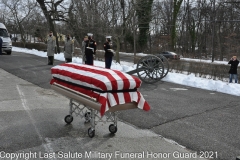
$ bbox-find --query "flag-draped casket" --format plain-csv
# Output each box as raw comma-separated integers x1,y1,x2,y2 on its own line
50,63,150,116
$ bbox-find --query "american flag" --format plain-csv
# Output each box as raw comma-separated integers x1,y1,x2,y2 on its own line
50,63,150,116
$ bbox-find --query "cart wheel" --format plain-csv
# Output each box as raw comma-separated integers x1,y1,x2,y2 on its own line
64,115,73,124
84,112,91,122
88,128,95,138
109,124,117,134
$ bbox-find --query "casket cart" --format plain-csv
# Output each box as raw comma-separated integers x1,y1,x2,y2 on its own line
50,63,151,138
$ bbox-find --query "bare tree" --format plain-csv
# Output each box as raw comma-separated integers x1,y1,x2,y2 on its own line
1,0,37,46
67,0,137,63
2,0,240,61
36,0,69,53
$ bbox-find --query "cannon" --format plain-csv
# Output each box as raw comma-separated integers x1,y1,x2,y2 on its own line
126,54,169,84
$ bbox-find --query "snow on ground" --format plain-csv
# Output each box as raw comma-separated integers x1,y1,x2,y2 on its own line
12,47,240,96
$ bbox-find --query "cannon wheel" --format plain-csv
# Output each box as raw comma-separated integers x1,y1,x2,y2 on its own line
136,55,164,84
156,54,169,78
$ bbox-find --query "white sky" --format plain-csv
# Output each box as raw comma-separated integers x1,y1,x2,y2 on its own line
12,47,240,96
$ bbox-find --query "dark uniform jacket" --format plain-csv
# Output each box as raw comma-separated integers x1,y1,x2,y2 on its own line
228,59,239,74
104,42,113,57
85,39,96,56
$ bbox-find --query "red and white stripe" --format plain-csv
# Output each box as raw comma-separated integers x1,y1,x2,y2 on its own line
51,63,150,116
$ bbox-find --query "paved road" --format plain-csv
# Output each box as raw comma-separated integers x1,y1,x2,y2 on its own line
0,51,240,160
0,67,205,160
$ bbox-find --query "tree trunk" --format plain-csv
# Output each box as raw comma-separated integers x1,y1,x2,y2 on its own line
115,36,120,63
217,24,223,61
171,0,183,51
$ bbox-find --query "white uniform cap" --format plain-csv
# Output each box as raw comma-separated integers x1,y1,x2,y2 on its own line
87,33,93,36
106,36,112,39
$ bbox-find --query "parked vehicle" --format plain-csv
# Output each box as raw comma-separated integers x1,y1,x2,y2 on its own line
158,51,180,60
0,23,12,55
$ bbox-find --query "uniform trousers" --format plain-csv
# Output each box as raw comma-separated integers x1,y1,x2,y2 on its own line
105,57,112,69
48,56,54,65
85,54,94,65
65,58,72,63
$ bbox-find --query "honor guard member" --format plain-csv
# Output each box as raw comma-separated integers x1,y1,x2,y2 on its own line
64,34,74,63
47,31,56,65
85,33,97,65
82,36,88,64
104,36,114,69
